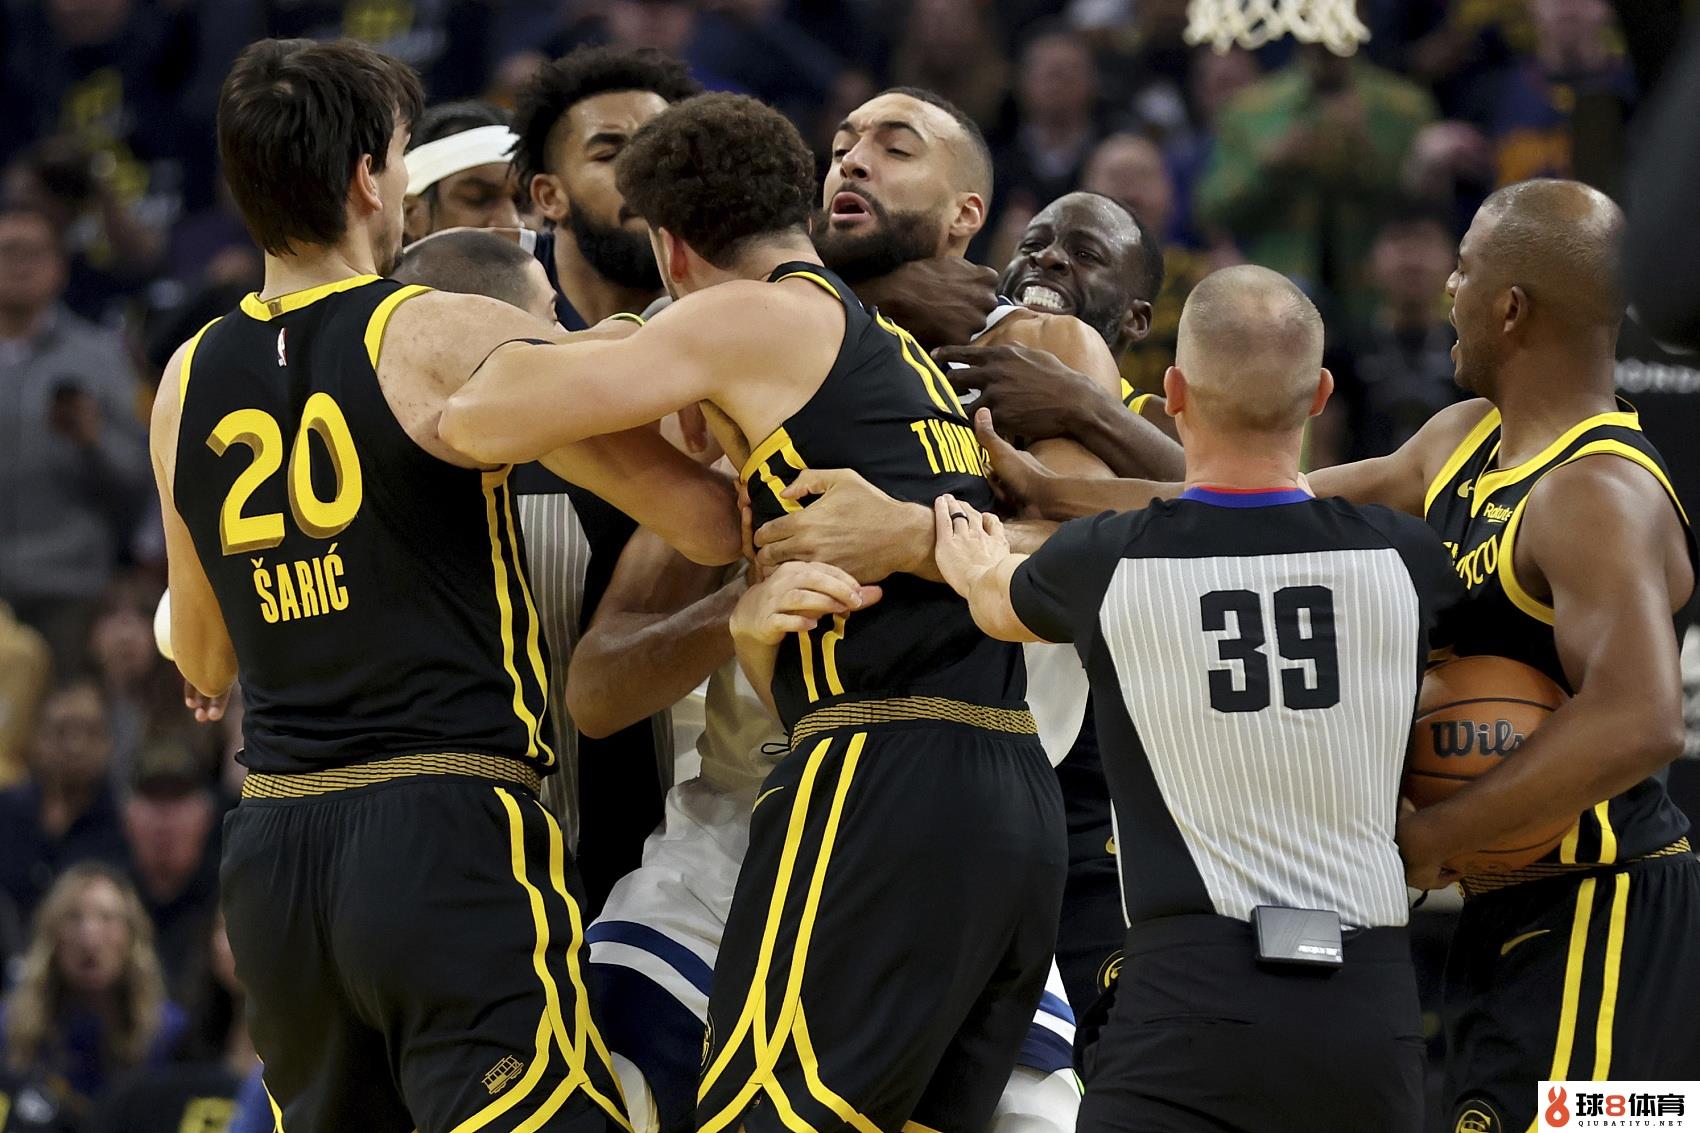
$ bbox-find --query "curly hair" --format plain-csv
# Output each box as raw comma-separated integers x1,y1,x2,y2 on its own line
511,47,700,186
3,864,169,1080
616,93,816,269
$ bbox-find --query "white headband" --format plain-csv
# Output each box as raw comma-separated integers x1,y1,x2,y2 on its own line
405,125,519,195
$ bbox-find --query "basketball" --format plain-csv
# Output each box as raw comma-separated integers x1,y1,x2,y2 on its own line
1404,655,1574,873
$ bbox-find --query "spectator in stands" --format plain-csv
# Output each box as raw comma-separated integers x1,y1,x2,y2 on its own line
889,0,1010,127
1469,0,1633,188
402,101,521,245
82,914,251,1133
1165,45,1260,249
1316,202,1463,466
87,580,173,788
0,601,51,789
120,739,224,998
0,863,184,1114
1081,133,1212,397
986,25,1104,259
0,683,130,929
1196,44,1435,324
0,206,151,675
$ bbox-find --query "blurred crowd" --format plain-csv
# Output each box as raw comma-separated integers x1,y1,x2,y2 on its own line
1,0,1697,1127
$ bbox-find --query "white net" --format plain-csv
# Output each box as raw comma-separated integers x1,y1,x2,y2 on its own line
1185,0,1371,57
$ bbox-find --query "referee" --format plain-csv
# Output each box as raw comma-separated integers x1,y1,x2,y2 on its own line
934,265,1460,1132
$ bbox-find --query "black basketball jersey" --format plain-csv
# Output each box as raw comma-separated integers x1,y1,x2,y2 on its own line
172,275,554,775
1424,402,1696,874
741,263,1025,729
1012,489,1463,928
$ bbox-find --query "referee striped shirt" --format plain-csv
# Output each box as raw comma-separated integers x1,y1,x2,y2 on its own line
1010,486,1462,930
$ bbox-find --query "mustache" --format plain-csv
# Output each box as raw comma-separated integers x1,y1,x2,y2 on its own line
827,183,888,220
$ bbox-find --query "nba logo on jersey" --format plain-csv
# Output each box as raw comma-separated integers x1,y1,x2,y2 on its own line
277,327,287,367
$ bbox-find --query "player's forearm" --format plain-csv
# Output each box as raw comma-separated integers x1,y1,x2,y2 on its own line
1024,474,1173,521
876,501,1052,581
1072,395,1186,481
566,579,745,738
1405,693,1684,863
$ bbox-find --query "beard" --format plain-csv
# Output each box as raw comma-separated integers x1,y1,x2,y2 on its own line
1076,291,1127,349
815,198,948,284
568,208,662,291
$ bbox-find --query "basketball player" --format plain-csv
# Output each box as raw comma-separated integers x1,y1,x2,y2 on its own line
394,229,559,322
156,39,739,1131
440,93,1067,1133
402,101,520,243
506,47,704,904
753,186,1177,1015
934,264,1452,1133
978,180,1700,1132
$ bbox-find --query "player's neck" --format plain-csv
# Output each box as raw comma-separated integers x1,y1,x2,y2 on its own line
730,236,822,282
259,244,379,300
1493,351,1619,466
553,234,660,325
1181,433,1307,494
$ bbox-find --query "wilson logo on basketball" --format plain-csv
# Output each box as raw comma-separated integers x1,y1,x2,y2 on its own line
1430,719,1526,758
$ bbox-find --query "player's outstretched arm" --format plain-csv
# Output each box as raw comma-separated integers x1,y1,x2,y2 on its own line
539,432,740,565
935,343,1186,481
439,282,780,462
1306,398,1494,515
729,562,881,720
932,495,1041,643
150,346,237,700
751,467,1058,584
975,409,1177,519
566,527,742,738
1397,457,1694,887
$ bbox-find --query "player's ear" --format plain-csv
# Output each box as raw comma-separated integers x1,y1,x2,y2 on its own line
1500,285,1528,335
1119,299,1153,348
1309,367,1334,419
948,191,987,244
351,153,382,214
659,228,691,283
530,173,570,224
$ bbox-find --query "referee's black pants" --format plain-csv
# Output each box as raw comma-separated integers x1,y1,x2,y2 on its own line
1077,914,1424,1133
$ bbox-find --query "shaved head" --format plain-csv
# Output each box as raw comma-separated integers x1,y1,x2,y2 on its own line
1473,178,1625,330
1175,265,1325,433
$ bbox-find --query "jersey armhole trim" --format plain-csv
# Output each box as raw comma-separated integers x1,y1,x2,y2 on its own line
605,311,646,326
1127,392,1154,416
774,270,842,300
176,317,222,404
1422,406,1501,517
1496,438,1688,626
364,284,432,370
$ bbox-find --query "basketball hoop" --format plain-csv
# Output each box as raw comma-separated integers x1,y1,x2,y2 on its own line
1185,0,1371,57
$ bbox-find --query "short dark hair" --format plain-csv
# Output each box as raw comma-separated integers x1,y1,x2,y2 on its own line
392,229,542,312
878,86,994,205
217,38,425,257
409,100,509,149
1079,190,1165,300
512,46,700,186
616,93,815,269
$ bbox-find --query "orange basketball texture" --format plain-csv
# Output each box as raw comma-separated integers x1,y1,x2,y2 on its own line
1404,655,1575,873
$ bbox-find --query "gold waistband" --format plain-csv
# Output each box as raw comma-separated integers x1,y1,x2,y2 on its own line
240,752,542,799
1460,837,1692,898
789,695,1038,748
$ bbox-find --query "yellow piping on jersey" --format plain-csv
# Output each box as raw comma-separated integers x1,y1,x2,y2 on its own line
264,1081,285,1132
774,269,842,300
364,284,431,370
1127,392,1155,417
176,317,221,404
1496,437,1688,627
820,614,847,697
483,472,547,761
1470,409,1642,514
1595,801,1617,864
1592,871,1630,1079
1422,406,1501,517
793,1007,881,1133
239,274,381,321
605,311,646,326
